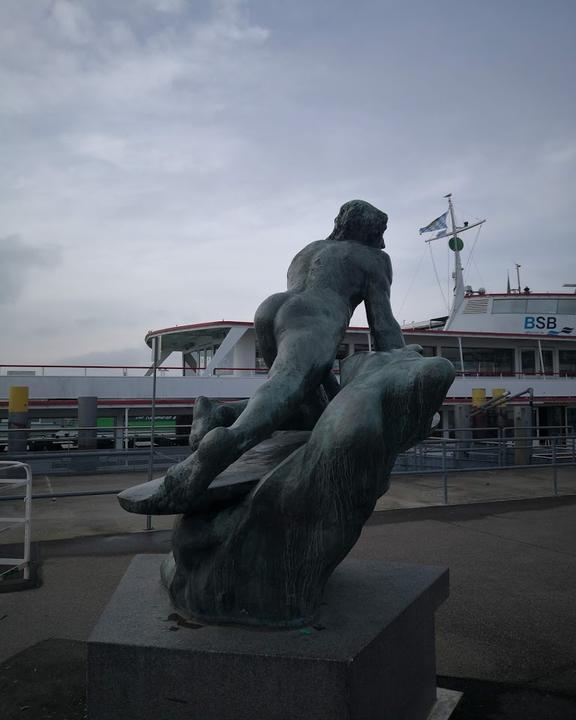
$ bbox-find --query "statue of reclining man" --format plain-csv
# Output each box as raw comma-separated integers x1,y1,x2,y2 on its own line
120,199,408,515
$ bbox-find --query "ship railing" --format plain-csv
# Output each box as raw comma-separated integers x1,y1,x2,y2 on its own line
0,363,189,377
0,364,283,378
2,363,575,379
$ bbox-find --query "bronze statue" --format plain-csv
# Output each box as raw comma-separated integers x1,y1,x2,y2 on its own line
119,200,454,626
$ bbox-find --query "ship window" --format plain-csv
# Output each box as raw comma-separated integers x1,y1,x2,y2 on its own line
254,341,268,374
465,348,514,374
440,347,462,371
541,350,554,375
441,346,514,374
559,350,576,375
526,298,558,314
558,298,576,314
492,299,527,313
521,350,536,374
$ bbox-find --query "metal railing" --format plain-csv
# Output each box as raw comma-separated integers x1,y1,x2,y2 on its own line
1,423,575,463
0,461,32,579
0,430,573,494
3,362,575,379
0,363,186,377
395,433,576,502
0,363,280,378
452,370,576,378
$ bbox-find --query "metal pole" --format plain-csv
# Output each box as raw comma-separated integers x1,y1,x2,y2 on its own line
442,440,448,505
457,335,464,376
447,195,465,310
538,339,545,377
23,464,32,580
552,436,558,496
146,337,159,531
124,407,129,450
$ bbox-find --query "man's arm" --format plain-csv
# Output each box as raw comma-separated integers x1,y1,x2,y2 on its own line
364,252,405,351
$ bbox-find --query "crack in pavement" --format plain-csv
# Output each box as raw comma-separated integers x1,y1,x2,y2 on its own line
443,518,576,558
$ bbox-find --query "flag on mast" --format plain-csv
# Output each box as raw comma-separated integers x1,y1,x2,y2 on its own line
419,211,448,235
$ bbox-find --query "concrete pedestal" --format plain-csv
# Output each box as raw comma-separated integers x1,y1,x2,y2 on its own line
88,555,449,720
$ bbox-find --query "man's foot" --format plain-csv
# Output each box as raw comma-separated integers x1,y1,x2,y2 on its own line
117,453,205,515
118,426,241,515
189,397,246,450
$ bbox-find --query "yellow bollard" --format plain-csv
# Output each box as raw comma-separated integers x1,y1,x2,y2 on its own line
8,386,30,453
8,386,29,413
471,388,486,408
492,388,507,405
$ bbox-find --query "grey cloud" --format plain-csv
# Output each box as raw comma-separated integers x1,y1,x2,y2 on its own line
57,346,152,367
0,0,268,118
0,235,61,304
0,0,574,360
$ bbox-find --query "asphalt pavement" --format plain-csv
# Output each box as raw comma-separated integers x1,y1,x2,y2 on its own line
1,485,575,718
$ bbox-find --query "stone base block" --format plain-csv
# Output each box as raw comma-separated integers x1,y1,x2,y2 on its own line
88,555,448,720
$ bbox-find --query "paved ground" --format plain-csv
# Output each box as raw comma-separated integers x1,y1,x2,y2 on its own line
377,465,576,510
363,498,576,695
1,495,575,718
0,471,174,543
1,462,575,717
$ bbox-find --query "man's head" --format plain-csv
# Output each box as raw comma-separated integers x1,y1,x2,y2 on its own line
327,200,388,248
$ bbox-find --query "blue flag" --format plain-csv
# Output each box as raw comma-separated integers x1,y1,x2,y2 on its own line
419,212,448,235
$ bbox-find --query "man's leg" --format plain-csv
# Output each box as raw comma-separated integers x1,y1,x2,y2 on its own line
161,330,335,502
119,317,342,513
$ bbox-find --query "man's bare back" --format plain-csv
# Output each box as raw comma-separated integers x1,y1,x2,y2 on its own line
287,238,388,299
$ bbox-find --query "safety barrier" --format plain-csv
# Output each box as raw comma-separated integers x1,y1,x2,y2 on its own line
0,461,32,580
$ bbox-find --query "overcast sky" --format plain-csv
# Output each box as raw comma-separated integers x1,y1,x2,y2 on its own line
1,0,575,365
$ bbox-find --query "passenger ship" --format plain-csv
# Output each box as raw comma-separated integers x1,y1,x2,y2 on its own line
1,196,575,441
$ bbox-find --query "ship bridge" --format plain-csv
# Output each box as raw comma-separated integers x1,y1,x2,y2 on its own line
445,292,576,336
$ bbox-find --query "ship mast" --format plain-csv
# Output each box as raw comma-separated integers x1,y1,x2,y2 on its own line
446,193,465,312
422,194,486,325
